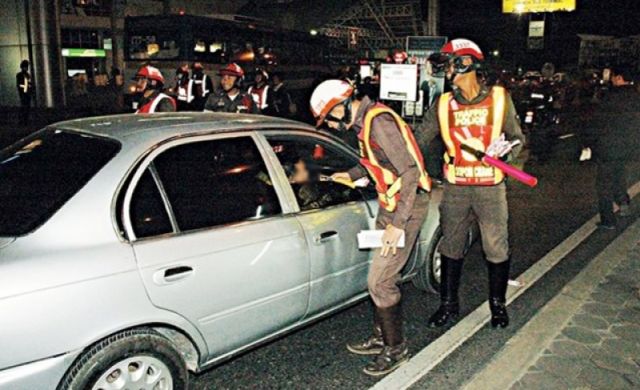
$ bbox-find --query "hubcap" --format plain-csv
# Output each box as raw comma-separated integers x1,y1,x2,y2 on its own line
92,355,173,390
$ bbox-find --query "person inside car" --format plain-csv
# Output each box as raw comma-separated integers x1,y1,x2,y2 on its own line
283,157,333,211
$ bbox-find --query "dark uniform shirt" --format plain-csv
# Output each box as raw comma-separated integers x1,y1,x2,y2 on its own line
416,84,525,163
583,84,640,162
268,83,294,118
347,96,421,230
204,91,259,114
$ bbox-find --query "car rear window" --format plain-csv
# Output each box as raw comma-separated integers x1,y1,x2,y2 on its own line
0,128,120,236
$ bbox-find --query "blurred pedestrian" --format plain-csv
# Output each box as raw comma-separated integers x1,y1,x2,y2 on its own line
16,60,34,125
585,67,639,229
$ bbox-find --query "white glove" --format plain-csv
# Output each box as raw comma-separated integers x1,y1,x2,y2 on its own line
579,147,592,161
486,134,522,158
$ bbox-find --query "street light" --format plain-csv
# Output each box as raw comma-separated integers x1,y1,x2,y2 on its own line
310,29,318,36
493,50,500,57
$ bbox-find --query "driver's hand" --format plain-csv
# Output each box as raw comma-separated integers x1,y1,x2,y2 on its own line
381,224,405,258
331,172,351,182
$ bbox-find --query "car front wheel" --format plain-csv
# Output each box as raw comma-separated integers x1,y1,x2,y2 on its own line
412,226,443,294
58,328,188,390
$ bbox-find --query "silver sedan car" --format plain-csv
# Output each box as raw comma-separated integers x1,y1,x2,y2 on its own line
0,113,446,390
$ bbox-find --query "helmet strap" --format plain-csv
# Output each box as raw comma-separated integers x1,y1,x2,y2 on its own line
324,97,353,132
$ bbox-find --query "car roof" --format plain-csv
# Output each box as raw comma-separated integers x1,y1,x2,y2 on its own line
51,112,317,143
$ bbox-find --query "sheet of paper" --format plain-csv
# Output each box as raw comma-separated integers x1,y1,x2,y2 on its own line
357,230,405,249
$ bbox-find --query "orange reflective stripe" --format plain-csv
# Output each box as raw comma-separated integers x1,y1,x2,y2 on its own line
438,93,455,159
492,86,506,140
492,87,506,182
361,104,431,211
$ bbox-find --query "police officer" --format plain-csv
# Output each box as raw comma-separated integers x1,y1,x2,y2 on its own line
204,63,259,114
16,60,34,125
248,68,270,112
133,65,176,113
311,80,431,376
418,39,525,329
175,64,194,111
191,62,213,111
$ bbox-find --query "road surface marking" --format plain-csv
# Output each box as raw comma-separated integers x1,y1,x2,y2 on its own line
371,180,640,390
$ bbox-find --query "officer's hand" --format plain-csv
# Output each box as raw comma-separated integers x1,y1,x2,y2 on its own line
381,224,405,258
331,172,351,182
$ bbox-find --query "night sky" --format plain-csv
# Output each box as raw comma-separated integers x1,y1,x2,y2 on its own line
242,1,640,69
440,0,640,68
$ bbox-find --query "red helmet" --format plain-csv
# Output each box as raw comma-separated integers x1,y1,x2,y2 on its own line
392,50,408,64
441,39,484,61
135,65,165,84
218,63,245,79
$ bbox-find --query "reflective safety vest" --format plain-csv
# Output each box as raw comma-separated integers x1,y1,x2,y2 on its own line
248,85,270,110
437,86,507,185
136,93,176,114
358,104,431,212
177,79,194,103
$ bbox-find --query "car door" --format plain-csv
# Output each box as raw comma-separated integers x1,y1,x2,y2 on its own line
122,133,310,359
259,131,378,316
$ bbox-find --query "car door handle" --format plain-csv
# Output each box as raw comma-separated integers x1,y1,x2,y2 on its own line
153,266,194,285
314,230,338,244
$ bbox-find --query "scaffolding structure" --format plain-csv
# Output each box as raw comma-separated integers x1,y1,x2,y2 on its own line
321,0,428,51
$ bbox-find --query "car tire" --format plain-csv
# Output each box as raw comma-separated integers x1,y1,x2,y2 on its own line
412,225,476,294
412,226,443,294
58,328,189,390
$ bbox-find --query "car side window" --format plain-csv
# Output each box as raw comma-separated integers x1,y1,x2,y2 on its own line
130,168,174,238
266,135,376,212
152,137,282,232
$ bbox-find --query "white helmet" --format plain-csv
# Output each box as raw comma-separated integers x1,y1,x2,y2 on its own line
310,79,355,127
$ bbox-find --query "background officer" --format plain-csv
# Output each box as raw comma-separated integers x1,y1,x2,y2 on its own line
311,80,431,376
248,68,270,112
133,65,176,113
191,62,213,111
174,63,194,111
418,39,525,329
204,63,258,114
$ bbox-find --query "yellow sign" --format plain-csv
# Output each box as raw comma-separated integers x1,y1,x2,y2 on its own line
503,0,576,13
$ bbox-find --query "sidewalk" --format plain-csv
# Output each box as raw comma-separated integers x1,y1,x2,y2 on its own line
464,219,640,390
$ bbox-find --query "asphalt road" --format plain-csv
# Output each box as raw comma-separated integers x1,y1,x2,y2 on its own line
1,102,637,389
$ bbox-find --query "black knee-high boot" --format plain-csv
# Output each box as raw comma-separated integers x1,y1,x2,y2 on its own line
428,256,463,328
487,259,511,328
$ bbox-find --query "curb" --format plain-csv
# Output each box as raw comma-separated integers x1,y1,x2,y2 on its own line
462,218,640,390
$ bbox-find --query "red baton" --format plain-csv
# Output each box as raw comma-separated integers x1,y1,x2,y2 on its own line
460,144,538,188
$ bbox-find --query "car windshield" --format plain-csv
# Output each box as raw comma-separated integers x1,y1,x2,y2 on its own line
0,128,120,236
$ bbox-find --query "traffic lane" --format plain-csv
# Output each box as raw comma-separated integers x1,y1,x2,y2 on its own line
193,130,640,389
